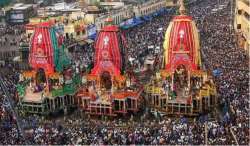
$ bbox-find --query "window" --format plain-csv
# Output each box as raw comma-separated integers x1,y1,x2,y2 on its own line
82,29,86,35
237,24,241,29
244,12,250,21
238,10,242,15
77,31,80,36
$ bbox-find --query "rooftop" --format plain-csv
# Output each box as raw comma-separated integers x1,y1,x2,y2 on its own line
11,3,33,10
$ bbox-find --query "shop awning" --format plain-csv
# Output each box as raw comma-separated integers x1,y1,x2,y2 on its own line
143,15,152,21
120,17,144,29
132,17,144,26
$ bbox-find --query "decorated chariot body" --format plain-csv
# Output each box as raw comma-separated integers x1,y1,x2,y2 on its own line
76,18,142,116
145,0,217,116
17,22,81,115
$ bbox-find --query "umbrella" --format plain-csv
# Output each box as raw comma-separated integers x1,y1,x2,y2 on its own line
13,56,21,62
213,69,222,76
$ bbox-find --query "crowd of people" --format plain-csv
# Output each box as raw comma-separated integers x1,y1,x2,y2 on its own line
192,0,249,145
0,0,249,145
0,24,25,46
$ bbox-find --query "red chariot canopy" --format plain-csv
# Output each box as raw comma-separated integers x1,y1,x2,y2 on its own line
91,24,124,76
163,15,201,72
29,22,55,73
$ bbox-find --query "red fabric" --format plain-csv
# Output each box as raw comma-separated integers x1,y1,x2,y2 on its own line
91,25,122,76
25,24,35,30
165,15,198,72
29,22,54,73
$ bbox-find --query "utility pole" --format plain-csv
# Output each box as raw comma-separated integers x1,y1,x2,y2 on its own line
230,0,234,34
205,121,208,145
230,127,239,145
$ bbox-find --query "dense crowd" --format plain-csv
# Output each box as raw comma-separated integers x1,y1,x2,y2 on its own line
0,0,249,145
0,24,25,46
125,14,170,71
192,0,249,145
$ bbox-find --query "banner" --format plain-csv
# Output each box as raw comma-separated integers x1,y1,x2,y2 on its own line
55,24,64,34
87,24,97,39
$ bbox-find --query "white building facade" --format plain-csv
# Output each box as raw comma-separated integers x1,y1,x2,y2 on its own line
94,0,166,30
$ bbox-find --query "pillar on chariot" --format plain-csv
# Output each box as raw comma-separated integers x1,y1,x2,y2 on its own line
145,0,217,116
76,18,142,116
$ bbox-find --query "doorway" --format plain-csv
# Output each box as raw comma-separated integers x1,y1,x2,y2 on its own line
173,64,188,98
100,71,112,90
36,68,46,84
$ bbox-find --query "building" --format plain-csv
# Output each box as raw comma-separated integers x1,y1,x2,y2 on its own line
133,0,166,17
234,0,250,55
95,4,133,30
166,0,178,7
95,0,166,30
5,3,37,24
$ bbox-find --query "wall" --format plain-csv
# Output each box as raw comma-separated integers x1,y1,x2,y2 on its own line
95,4,133,30
94,0,166,30
234,0,250,54
133,0,166,17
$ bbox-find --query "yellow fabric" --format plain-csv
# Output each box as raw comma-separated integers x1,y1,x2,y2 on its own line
22,70,36,78
200,89,209,97
160,70,171,78
153,87,162,94
191,21,201,66
145,85,162,94
48,72,61,79
209,86,217,95
191,70,205,77
163,21,174,66
145,86,152,93
114,75,125,82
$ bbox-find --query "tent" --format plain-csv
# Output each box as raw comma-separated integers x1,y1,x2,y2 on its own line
131,17,144,27
213,69,222,76
120,17,144,29
87,24,97,40
143,15,152,21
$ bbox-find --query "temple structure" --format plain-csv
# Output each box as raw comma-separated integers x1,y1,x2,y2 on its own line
76,18,142,116
91,17,124,77
17,21,81,115
145,0,216,116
